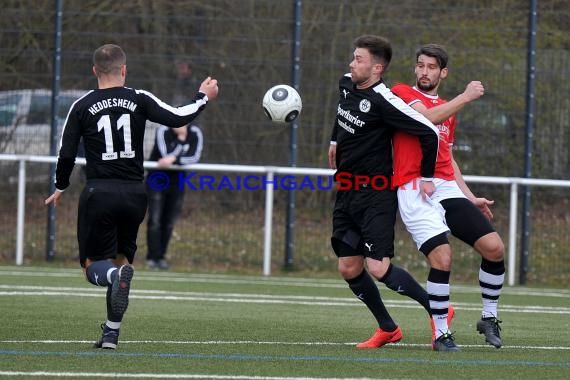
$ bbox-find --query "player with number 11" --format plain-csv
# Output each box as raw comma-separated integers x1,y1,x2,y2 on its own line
45,44,218,349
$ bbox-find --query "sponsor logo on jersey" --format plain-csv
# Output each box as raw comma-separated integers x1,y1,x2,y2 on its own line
438,123,450,138
337,105,365,128
359,99,371,113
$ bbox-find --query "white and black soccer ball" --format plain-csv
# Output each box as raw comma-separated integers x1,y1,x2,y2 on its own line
262,84,302,123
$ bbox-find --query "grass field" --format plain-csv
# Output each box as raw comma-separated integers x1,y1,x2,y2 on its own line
0,265,569,379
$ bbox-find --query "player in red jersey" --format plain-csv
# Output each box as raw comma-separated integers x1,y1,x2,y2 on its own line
392,44,505,350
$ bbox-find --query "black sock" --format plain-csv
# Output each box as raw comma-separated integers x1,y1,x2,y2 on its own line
379,264,430,315
346,270,396,331
106,286,123,323
427,268,451,335
481,258,505,275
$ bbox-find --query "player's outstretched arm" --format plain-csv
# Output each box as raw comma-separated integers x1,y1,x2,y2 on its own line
198,76,219,101
414,81,485,125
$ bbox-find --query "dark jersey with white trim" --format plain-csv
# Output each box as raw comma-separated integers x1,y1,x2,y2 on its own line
330,74,439,181
148,124,203,165
55,87,208,190
147,124,204,187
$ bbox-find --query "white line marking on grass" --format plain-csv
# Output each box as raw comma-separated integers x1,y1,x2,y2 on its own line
0,372,395,380
1,285,570,314
1,339,568,350
0,285,570,314
1,267,570,298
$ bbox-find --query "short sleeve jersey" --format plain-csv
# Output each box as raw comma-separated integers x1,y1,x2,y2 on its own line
391,83,456,186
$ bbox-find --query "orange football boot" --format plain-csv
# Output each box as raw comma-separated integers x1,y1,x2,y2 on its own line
356,326,403,348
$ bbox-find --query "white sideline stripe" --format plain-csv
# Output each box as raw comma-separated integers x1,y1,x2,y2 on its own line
0,372,392,380
1,268,569,297
4,284,569,308
0,270,350,289
1,339,568,350
0,285,569,314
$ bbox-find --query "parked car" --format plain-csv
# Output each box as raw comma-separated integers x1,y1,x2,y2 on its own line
0,89,88,155
0,89,160,157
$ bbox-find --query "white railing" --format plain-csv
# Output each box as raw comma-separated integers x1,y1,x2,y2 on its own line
3,153,570,285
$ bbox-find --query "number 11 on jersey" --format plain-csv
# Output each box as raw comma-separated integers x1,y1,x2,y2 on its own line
97,113,135,160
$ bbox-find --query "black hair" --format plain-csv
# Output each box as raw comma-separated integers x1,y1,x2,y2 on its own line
353,35,392,69
416,44,448,69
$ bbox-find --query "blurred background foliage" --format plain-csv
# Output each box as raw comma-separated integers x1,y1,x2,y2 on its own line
1,0,568,177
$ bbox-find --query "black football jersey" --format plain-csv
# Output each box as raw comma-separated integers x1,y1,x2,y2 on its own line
55,87,208,190
331,74,439,179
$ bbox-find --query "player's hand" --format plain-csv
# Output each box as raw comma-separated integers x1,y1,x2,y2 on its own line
463,81,485,102
199,76,219,101
420,180,435,200
44,191,63,207
328,144,337,169
158,156,177,167
471,197,494,220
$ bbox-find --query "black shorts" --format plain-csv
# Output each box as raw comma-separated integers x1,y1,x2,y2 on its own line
77,179,148,267
331,187,397,260
440,197,496,246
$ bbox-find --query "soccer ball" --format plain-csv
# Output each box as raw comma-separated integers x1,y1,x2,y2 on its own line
262,84,302,123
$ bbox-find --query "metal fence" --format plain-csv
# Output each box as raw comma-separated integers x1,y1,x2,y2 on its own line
2,1,569,175
0,1,568,286
1,154,569,287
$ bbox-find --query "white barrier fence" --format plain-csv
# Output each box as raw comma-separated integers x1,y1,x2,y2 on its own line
3,153,570,285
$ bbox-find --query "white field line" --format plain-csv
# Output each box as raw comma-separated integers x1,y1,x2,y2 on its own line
0,339,568,351
0,267,569,297
0,284,569,315
0,372,396,380
0,284,569,314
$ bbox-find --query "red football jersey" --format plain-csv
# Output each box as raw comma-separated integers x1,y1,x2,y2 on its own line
391,83,456,186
